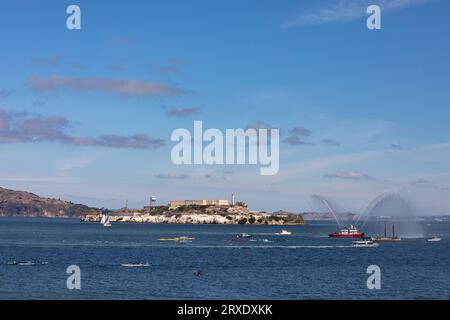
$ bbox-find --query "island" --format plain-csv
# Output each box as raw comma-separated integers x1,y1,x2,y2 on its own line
83,200,305,225
0,187,305,225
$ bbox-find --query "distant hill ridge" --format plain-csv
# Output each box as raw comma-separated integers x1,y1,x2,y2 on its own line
300,212,360,221
0,187,98,217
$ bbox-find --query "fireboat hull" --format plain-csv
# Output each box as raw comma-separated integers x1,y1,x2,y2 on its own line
329,233,364,238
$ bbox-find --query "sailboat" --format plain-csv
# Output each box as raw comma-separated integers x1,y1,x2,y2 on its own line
100,213,112,227
371,224,401,242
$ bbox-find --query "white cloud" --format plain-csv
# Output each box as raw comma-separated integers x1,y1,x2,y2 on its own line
284,0,433,27
324,171,373,180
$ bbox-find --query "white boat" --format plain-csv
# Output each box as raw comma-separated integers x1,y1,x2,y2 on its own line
121,263,150,268
100,214,107,224
353,238,379,247
102,214,112,227
279,230,292,235
428,236,441,242
237,233,252,239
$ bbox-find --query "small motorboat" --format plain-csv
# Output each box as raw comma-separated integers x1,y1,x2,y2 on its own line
427,236,441,242
279,230,292,235
236,233,252,239
353,238,379,247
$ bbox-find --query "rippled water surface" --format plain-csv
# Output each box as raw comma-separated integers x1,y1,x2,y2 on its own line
0,217,449,299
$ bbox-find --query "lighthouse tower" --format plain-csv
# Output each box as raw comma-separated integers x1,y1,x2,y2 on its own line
231,193,236,206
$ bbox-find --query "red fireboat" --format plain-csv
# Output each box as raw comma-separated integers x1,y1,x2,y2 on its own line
329,225,364,238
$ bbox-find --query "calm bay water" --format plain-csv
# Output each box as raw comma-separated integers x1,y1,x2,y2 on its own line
0,217,449,300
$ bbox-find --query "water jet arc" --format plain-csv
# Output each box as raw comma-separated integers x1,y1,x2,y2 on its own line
311,195,342,228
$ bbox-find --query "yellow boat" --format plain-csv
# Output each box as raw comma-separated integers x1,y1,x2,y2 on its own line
158,236,195,242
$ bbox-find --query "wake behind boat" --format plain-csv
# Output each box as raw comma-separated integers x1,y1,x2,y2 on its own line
121,263,150,267
6,260,49,266
236,233,252,239
158,236,195,242
329,225,364,238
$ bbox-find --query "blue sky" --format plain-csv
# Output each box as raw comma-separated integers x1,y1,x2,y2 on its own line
1,0,450,214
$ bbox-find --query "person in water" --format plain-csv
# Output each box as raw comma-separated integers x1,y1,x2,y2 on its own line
194,270,205,276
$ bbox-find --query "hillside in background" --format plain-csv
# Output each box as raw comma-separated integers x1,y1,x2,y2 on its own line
0,187,99,218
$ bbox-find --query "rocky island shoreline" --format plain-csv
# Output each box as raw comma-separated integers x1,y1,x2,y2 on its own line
82,204,305,225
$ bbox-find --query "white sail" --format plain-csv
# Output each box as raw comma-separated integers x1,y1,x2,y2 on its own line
103,214,112,227
100,214,107,224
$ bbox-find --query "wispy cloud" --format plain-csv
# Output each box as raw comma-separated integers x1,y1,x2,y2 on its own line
321,138,340,146
289,127,312,137
385,143,410,153
152,59,191,76
111,37,134,47
32,55,60,67
154,173,190,180
243,121,277,146
70,62,87,71
32,99,47,107
245,121,275,132
389,143,404,150
0,110,165,149
283,135,315,146
0,89,12,99
166,107,201,118
203,169,234,181
284,0,433,28
107,62,127,73
324,171,373,180
283,126,314,146
409,178,429,185
28,76,184,97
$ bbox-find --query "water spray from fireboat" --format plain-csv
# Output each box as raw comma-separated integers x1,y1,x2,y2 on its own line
311,191,424,239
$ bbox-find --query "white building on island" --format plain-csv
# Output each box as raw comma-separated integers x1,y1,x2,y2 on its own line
169,199,229,208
